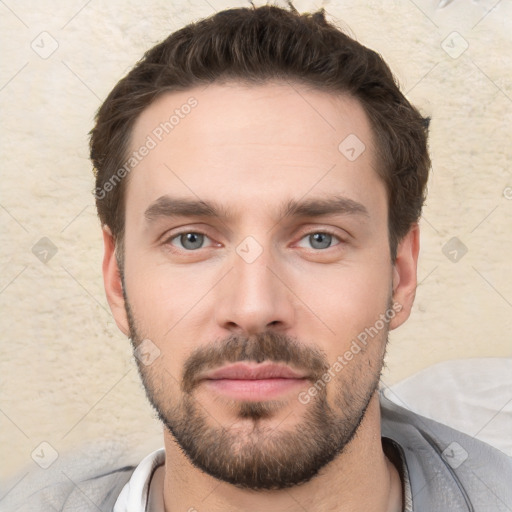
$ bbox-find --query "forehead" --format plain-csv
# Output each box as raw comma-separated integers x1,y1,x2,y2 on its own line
125,81,386,223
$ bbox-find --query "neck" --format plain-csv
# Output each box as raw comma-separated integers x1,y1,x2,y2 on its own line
161,393,402,512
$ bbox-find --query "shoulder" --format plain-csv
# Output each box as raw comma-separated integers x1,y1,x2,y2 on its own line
380,392,512,511
2,442,137,512
15,466,135,512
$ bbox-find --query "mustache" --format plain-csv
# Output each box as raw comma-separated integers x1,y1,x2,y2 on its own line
181,331,330,393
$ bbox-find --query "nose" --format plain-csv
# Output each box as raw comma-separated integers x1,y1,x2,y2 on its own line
214,241,295,336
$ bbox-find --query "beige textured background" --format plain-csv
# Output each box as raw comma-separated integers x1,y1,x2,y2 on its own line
1,0,511,486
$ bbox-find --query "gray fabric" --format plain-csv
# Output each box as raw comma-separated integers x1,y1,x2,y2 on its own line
380,393,512,511
21,467,133,512
3,394,511,511
1,440,136,512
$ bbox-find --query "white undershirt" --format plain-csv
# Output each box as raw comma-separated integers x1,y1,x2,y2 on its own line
113,448,166,512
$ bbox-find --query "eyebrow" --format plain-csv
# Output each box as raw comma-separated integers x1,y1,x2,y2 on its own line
144,195,369,224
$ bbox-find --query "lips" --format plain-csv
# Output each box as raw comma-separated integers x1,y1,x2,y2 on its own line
200,362,309,401
202,362,308,381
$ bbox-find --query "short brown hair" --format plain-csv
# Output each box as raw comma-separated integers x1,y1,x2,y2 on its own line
90,3,430,263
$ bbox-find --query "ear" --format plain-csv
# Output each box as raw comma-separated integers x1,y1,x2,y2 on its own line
389,224,420,330
102,225,130,336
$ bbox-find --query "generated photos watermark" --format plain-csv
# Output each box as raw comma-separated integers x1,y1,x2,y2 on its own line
298,301,403,404
94,97,198,200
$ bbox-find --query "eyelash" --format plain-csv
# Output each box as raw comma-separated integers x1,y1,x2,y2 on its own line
295,229,344,250
162,228,345,252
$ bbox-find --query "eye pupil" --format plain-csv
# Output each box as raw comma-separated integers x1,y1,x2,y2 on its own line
310,233,332,249
180,233,204,250
174,232,335,251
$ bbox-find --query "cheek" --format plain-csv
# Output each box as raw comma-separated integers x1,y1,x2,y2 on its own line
123,257,219,368
292,261,391,331
125,251,208,321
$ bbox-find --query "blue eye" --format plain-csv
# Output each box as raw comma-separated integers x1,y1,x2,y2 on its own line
297,232,340,250
171,232,208,250
165,230,341,253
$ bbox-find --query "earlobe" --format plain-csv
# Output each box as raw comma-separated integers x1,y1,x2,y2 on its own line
102,226,130,336
389,224,420,330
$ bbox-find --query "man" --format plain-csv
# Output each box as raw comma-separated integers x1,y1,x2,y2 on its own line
15,3,512,511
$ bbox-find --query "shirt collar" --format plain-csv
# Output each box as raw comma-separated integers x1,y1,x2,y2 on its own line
115,441,413,512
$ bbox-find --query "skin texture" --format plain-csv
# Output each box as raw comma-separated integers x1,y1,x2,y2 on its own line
102,81,419,511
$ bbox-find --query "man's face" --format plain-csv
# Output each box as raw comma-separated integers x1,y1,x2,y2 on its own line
105,82,414,490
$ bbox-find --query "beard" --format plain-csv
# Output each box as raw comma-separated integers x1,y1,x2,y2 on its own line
123,291,387,490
